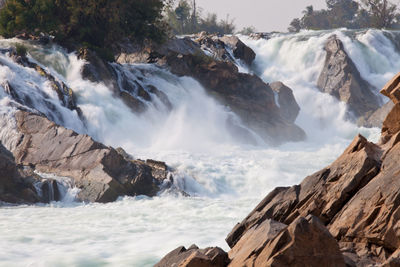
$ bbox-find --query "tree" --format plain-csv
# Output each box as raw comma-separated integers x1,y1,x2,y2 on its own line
238,26,256,35
288,18,301,32
0,0,167,49
361,0,398,28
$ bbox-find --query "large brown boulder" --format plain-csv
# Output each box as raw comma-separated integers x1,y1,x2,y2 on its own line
243,215,345,267
317,35,380,119
155,245,230,267
0,111,168,203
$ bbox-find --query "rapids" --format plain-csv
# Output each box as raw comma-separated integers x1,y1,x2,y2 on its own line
0,29,396,266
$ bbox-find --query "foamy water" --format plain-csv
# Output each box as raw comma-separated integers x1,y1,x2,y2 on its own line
0,29,395,266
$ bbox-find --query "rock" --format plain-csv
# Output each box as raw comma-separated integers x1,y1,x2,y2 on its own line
113,35,305,145
78,48,119,93
0,143,40,204
226,134,381,248
270,82,300,123
157,73,400,267
317,35,380,119
228,219,287,266
165,51,305,145
358,101,394,128
155,246,230,267
381,72,400,104
245,216,345,267
0,111,169,203
219,35,256,66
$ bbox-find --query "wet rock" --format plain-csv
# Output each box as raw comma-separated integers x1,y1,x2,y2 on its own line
40,179,61,202
317,35,380,119
155,245,230,267
165,52,305,145
1,111,169,203
0,143,40,204
270,81,300,123
113,35,305,145
219,35,256,66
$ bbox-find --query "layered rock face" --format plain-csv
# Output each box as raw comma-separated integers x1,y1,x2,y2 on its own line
317,35,381,120
157,73,400,266
0,111,169,203
85,34,305,145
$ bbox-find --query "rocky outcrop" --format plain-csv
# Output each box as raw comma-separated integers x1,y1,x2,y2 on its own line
158,73,400,266
193,33,256,66
270,82,300,123
317,35,381,119
155,245,230,267
358,101,394,128
234,215,345,267
0,111,170,203
0,143,40,204
164,48,305,144
90,35,305,145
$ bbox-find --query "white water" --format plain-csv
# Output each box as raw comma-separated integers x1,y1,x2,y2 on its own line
0,29,397,266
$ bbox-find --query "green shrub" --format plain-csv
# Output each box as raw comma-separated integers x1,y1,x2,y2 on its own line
15,43,27,57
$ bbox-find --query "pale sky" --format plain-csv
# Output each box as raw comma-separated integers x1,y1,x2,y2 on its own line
195,0,327,32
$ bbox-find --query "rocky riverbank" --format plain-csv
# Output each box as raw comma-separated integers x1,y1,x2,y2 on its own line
155,74,400,266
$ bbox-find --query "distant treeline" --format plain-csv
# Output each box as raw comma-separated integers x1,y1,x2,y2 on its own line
289,0,400,32
165,0,237,35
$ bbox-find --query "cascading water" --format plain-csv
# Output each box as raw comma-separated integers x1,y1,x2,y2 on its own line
0,29,397,266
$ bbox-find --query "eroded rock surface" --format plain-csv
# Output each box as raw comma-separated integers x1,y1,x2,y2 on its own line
158,72,400,266
317,35,381,119
0,111,169,203
155,245,229,267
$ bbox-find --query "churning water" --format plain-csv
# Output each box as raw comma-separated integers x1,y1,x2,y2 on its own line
0,29,395,266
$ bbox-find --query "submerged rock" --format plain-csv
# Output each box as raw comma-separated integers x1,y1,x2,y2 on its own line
317,35,381,120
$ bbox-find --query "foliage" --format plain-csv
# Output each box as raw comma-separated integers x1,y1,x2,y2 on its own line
238,26,256,35
288,0,400,31
0,0,167,49
15,43,27,57
165,0,236,35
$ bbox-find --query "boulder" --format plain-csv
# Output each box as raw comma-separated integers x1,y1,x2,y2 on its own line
226,134,381,248
358,101,394,128
270,82,300,123
248,216,345,267
317,35,380,119
165,52,305,144
228,219,287,266
0,111,169,203
0,143,40,204
155,245,230,267
219,35,256,66
112,36,305,145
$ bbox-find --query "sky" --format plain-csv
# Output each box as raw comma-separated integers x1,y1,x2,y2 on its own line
195,0,327,32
